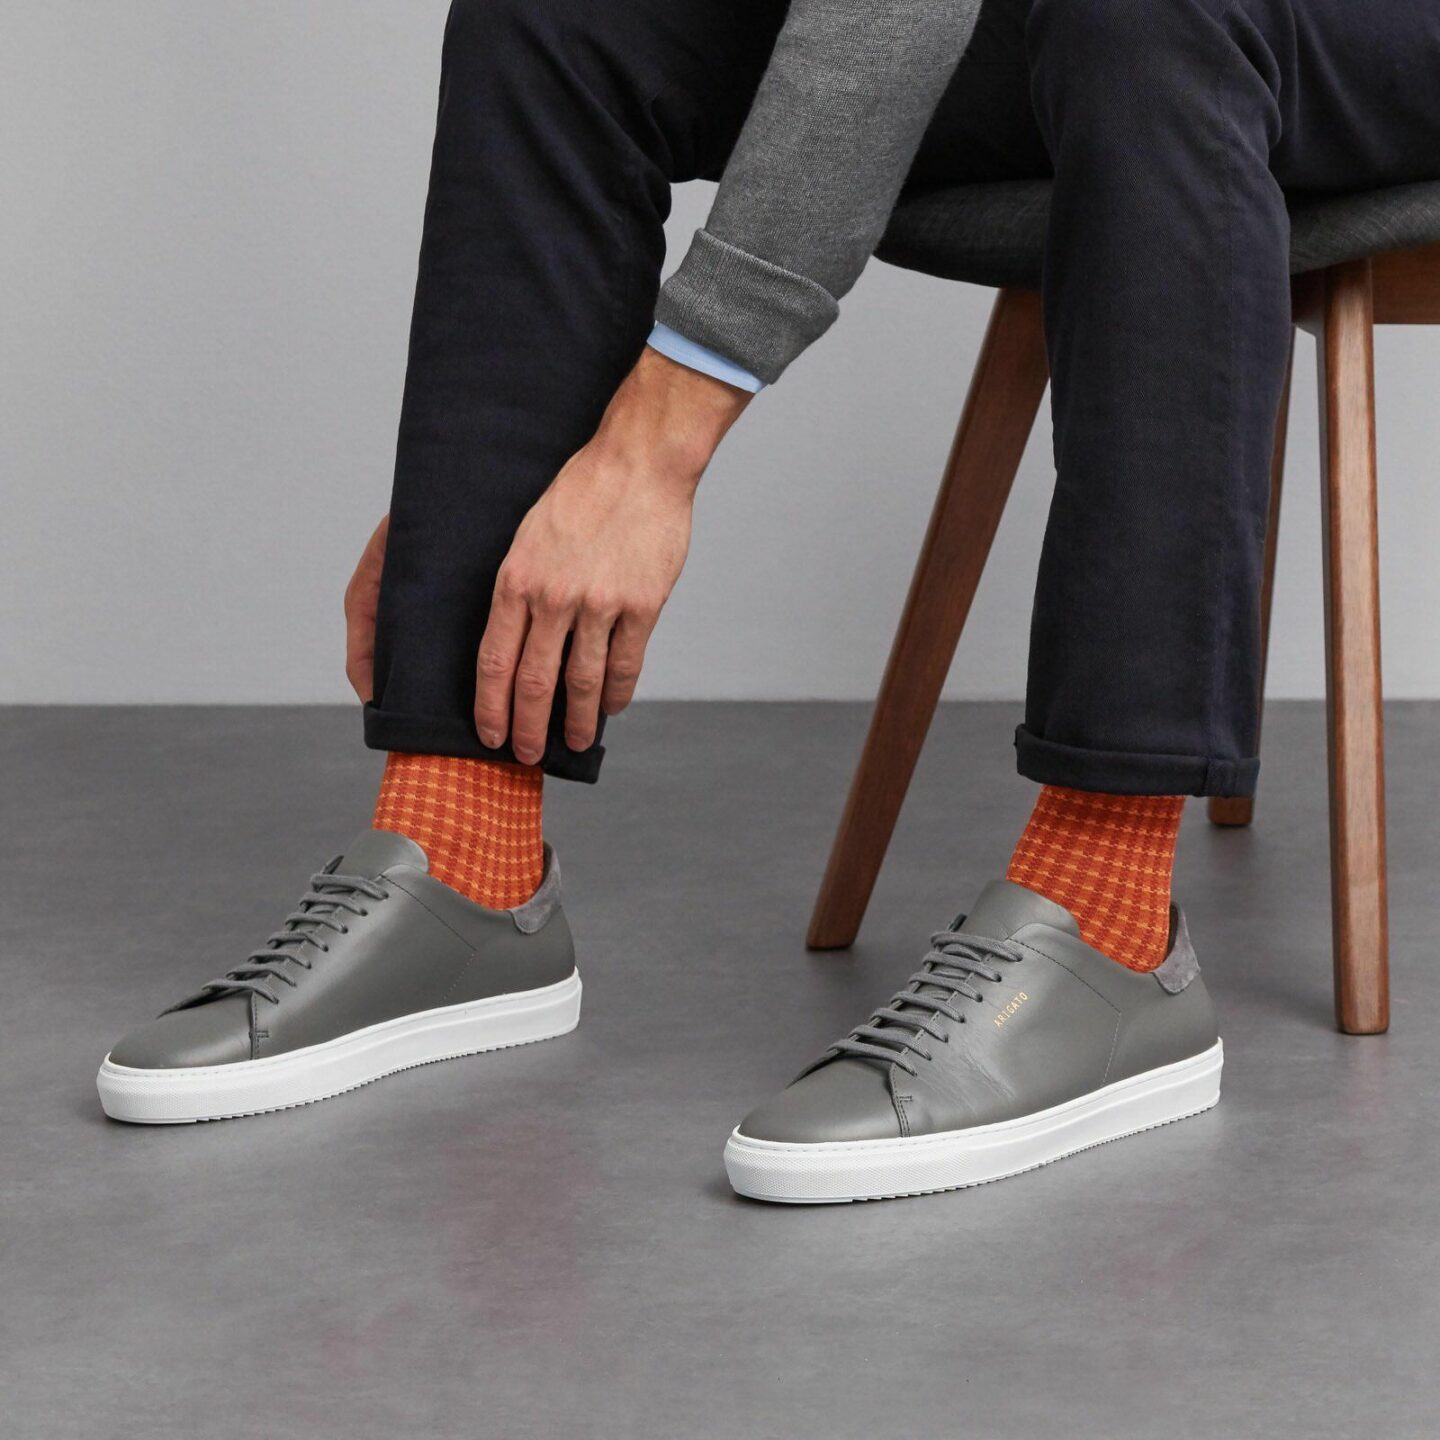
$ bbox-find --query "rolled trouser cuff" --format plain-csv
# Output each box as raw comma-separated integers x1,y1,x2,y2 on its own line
364,704,605,785
1014,725,1259,798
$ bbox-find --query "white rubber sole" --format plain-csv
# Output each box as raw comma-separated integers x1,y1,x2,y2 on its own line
96,971,582,1124
724,1039,1223,1204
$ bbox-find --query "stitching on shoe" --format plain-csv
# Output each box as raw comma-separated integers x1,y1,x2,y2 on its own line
1009,940,1122,1018
434,948,484,1008
893,1090,913,1139
1008,940,1123,1084
385,874,496,949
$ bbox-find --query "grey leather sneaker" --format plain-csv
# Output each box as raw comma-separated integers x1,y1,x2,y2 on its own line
97,830,580,1123
725,880,1221,1203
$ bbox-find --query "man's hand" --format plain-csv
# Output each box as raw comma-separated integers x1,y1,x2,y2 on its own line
476,349,751,762
344,514,389,703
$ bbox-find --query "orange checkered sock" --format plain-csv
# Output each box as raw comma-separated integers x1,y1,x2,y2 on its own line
372,753,544,911
1005,786,1184,973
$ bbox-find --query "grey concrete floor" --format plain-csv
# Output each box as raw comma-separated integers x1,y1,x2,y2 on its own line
2,701,1438,1440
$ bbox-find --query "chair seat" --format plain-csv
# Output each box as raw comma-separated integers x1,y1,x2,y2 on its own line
877,178,1440,289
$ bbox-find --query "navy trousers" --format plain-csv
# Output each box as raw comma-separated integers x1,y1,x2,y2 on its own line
366,0,1440,793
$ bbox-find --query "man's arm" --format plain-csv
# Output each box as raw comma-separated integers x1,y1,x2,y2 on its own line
656,0,982,385
467,2,981,757
471,351,751,763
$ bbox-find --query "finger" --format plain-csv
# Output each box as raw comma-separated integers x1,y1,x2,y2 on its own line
474,575,531,750
601,610,654,717
563,605,615,751
344,571,377,701
510,610,570,764
343,515,389,702
345,614,375,703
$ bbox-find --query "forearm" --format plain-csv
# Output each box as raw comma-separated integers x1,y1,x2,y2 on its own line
592,347,753,491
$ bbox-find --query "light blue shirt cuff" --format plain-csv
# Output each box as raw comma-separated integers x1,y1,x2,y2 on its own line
645,323,766,393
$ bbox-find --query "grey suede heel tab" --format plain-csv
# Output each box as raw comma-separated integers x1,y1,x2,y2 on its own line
1153,906,1200,994
509,845,561,934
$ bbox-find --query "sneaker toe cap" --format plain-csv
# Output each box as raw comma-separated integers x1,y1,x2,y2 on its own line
736,1059,902,1143
106,997,252,1070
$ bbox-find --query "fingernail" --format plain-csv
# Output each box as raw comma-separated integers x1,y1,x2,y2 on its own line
479,729,502,749
565,732,587,751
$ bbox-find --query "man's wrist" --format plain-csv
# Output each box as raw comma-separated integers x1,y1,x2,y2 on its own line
645,324,765,394
595,347,752,484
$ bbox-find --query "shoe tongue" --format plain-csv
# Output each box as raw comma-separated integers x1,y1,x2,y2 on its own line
334,828,429,878
956,879,1080,941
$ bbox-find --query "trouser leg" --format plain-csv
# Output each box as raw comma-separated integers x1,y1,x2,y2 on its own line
365,0,783,781
1013,0,1440,797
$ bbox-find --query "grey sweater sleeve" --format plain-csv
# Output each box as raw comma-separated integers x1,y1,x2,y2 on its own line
654,0,982,385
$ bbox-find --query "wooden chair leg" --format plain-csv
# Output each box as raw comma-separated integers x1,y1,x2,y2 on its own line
1209,332,1295,827
807,288,1049,949
1315,259,1390,1034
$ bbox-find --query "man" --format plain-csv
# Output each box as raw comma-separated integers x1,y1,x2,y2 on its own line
97,0,1437,1201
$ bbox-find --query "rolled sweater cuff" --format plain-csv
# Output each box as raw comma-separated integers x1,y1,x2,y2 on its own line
654,229,840,385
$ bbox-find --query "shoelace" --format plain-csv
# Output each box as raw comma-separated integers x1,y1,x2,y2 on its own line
197,870,391,1006
828,930,1024,1076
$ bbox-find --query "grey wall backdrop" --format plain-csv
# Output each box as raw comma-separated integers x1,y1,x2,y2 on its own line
4,1,1438,704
